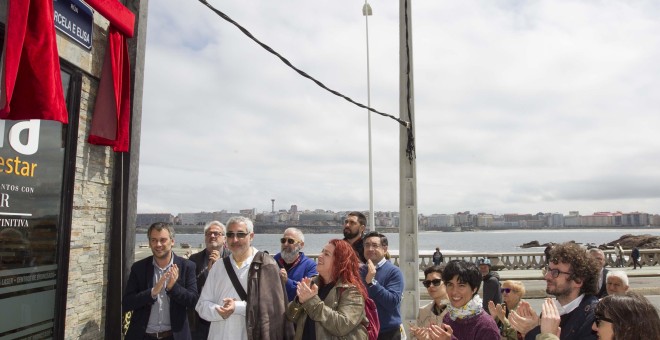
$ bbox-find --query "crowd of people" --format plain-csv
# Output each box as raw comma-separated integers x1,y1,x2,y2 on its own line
122,213,660,340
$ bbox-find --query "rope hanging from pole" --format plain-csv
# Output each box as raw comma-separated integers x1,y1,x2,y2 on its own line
197,0,411,129
403,0,416,163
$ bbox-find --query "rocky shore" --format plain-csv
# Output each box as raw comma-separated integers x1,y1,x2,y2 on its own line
521,234,660,249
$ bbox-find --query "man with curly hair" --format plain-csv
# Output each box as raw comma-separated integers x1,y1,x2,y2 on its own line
511,242,599,340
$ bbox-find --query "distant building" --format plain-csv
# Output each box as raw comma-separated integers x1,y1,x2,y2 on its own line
136,213,175,227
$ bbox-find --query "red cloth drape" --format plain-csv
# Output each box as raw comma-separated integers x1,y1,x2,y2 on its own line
0,0,68,123
88,27,131,152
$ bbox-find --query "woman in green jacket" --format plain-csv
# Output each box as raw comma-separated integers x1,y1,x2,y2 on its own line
286,239,368,340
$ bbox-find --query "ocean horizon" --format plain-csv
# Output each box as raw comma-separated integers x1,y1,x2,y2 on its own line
135,228,660,255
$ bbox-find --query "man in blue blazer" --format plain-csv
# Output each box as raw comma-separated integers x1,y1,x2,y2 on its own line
124,222,198,340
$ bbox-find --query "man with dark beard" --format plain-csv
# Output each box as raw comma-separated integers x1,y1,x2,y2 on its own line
510,242,599,340
343,211,367,263
273,227,317,301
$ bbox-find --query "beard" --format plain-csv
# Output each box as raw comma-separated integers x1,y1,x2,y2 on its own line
343,228,360,240
281,246,301,264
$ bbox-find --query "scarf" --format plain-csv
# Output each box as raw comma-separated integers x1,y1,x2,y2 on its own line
446,295,483,320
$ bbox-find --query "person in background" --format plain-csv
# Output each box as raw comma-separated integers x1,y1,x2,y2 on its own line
631,247,642,269
613,243,625,268
123,222,198,340
509,242,599,340
286,239,368,339
592,291,660,339
588,248,609,298
605,271,629,296
188,221,230,339
274,227,318,301
195,216,292,340
343,211,367,263
410,265,448,339
432,247,444,266
488,280,526,340
361,231,404,340
435,260,500,339
477,258,502,314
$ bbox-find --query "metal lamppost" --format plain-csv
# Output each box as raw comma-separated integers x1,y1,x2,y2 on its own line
363,0,375,231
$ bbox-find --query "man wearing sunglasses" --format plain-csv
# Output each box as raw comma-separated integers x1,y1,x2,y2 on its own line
188,221,231,339
511,242,599,340
273,228,317,301
195,217,292,339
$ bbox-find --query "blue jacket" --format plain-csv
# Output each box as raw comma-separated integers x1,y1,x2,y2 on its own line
524,295,598,340
360,260,404,333
123,253,198,340
273,252,318,301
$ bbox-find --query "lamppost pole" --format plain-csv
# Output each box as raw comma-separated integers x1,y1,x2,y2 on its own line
363,0,375,231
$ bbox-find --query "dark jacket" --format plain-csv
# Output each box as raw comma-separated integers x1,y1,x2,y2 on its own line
188,247,230,338
123,253,199,340
346,237,366,263
524,295,598,340
596,268,609,298
482,271,502,312
246,251,295,340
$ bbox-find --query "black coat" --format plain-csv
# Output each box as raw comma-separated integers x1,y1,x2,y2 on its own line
123,253,198,340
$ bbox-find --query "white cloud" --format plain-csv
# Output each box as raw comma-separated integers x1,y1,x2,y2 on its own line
137,0,660,215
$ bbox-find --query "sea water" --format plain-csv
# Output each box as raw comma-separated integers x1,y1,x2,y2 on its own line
136,228,660,255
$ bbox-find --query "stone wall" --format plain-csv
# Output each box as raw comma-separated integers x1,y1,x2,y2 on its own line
57,14,115,340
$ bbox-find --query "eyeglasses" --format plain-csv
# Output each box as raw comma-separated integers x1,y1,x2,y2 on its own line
543,267,572,278
280,238,298,245
501,288,517,294
422,279,442,288
225,232,249,239
205,231,223,237
364,243,381,249
594,314,613,327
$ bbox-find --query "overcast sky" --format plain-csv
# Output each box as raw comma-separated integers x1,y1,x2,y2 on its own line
137,0,660,216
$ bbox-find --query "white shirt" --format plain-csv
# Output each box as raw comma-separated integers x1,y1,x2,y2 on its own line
195,247,257,340
554,294,585,315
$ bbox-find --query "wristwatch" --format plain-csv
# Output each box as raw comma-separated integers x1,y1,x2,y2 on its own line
367,279,377,287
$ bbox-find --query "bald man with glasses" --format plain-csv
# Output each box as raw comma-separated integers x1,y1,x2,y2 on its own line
273,227,317,301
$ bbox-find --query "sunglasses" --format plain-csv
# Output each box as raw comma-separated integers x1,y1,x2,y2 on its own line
500,288,517,294
225,232,249,239
205,231,223,237
280,238,298,245
594,314,613,327
422,279,442,288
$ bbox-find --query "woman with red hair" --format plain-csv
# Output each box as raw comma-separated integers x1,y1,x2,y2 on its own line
286,239,368,339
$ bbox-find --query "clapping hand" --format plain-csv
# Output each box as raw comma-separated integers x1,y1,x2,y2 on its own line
540,298,561,337
488,300,507,322
296,277,318,304
215,298,236,319
509,300,540,336
428,323,453,340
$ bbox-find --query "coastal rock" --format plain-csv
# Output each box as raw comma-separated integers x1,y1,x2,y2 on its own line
605,234,660,249
520,240,540,248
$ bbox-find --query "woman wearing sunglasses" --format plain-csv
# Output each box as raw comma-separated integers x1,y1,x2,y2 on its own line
592,291,660,340
488,280,526,340
410,265,449,339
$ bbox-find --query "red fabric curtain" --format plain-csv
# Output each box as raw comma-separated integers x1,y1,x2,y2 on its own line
88,27,131,152
0,0,68,123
